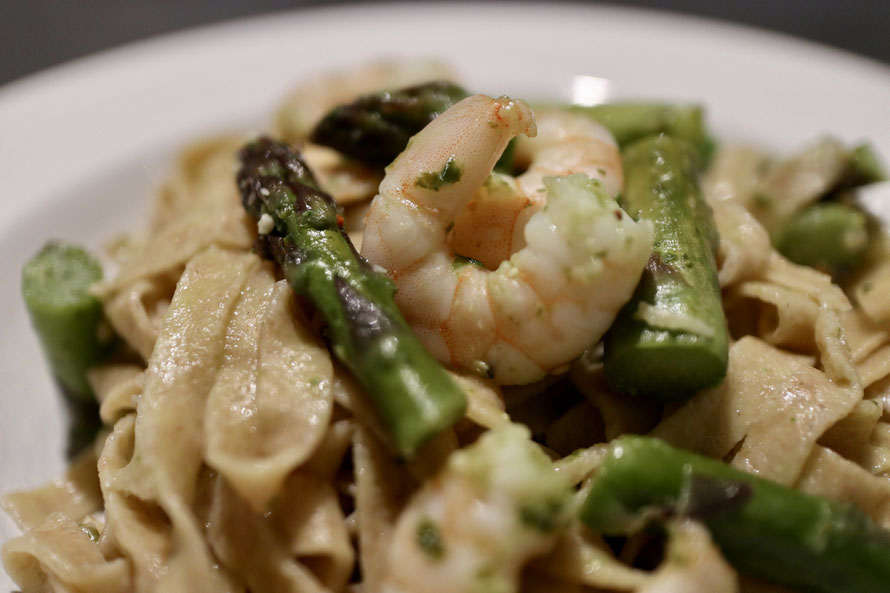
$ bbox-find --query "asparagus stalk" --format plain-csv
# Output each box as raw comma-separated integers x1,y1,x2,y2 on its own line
571,102,714,162
579,436,890,593
603,135,728,401
749,137,851,233
846,143,888,186
21,242,106,402
774,202,870,279
237,137,466,456
310,80,470,165
310,80,519,173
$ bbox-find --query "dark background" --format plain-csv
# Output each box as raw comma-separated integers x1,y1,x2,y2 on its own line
1,0,889,86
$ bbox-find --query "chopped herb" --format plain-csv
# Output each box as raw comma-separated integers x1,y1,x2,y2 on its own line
473,566,510,593
80,524,100,542
518,498,565,533
753,193,772,208
416,518,446,559
415,157,462,191
862,281,874,294
452,255,485,271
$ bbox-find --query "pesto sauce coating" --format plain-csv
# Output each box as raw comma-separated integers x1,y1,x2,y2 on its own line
603,135,728,401
416,518,446,560
415,157,462,191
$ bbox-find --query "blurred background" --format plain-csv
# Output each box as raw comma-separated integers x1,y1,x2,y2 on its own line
1,0,889,86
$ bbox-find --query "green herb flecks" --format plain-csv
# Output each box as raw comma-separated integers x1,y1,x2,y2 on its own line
519,498,566,533
416,157,462,191
452,255,485,271
79,524,100,543
416,517,446,560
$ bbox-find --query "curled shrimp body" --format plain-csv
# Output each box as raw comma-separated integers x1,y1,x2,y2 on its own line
361,94,653,385
450,108,623,270
382,424,572,593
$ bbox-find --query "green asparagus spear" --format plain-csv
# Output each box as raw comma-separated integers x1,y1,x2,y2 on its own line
237,137,466,456
845,142,888,187
310,80,470,166
579,436,890,593
310,81,518,174
748,138,886,237
603,135,728,401
750,137,851,233
21,242,105,402
571,102,714,162
774,202,870,279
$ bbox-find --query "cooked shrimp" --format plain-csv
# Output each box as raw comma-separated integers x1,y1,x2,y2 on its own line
361,94,653,384
382,424,572,593
450,108,624,269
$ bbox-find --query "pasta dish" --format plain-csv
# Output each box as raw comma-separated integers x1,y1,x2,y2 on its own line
4,60,890,593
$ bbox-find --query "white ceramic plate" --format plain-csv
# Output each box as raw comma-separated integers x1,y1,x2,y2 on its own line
1,3,889,588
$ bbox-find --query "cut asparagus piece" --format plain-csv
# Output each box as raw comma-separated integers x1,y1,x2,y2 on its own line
237,137,466,456
572,102,714,162
579,436,890,593
21,242,105,402
749,136,850,232
310,80,519,173
774,202,870,279
845,142,888,187
310,80,469,165
603,135,728,401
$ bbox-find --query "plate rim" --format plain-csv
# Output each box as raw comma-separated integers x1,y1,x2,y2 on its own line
2,1,890,101
2,3,890,588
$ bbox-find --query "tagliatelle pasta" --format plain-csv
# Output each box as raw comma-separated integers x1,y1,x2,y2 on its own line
5,60,890,593
204,269,334,512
